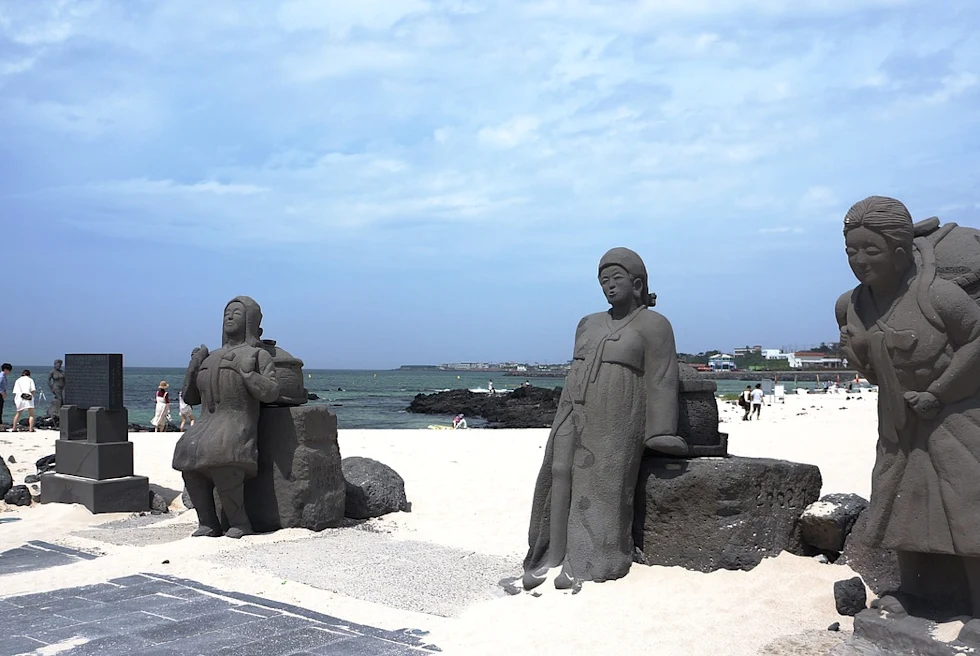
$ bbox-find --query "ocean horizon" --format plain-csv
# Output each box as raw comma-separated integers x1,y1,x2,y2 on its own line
3,366,822,429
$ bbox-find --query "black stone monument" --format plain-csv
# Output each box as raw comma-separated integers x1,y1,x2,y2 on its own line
40,354,149,513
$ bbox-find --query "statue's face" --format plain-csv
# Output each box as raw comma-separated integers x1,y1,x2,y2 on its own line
224,302,247,338
845,226,904,288
599,265,638,306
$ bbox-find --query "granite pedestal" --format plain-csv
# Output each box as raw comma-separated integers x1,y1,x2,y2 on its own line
40,354,148,514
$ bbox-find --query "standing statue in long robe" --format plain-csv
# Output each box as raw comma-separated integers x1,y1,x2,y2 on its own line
836,196,980,631
173,296,279,539
523,248,685,590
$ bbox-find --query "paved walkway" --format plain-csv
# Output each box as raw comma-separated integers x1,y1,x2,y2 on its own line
1,570,439,656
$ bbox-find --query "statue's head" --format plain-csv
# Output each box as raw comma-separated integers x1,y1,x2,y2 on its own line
843,196,914,288
222,296,264,347
598,247,657,309
54,359,62,369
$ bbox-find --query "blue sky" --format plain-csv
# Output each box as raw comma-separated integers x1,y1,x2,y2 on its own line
2,0,978,368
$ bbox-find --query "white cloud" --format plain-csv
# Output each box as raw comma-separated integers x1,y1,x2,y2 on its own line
800,186,838,211
84,179,269,196
276,0,430,36
284,43,415,80
477,116,541,149
924,71,978,104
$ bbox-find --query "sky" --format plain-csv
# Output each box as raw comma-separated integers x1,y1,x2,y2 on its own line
1,0,979,368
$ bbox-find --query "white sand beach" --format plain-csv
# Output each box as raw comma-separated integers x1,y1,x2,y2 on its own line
0,392,880,655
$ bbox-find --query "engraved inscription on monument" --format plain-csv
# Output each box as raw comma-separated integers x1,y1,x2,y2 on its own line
64,354,124,410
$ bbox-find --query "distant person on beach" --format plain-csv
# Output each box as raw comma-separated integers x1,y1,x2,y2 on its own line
488,380,495,395
151,381,171,432
523,380,531,388
11,369,38,432
0,362,10,427
750,383,765,420
178,391,195,431
740,385,752,421
453,413,467,429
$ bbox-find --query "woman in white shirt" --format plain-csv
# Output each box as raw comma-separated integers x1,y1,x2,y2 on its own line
12,370,38,432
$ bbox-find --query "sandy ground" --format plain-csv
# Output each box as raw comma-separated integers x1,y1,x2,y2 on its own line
0,391,881,655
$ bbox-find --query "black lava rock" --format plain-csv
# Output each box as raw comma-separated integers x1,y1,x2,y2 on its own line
24,474,40,484
149,490,169,514
801,493,869,553
4,484,32,506
0,457,12,498
342,456,411,519
35,454,56,475
634,456,822,572
7,455,15,463
834,576,868,616
407,386,562,428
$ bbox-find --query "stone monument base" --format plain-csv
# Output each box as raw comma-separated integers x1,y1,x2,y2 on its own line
633,455,822,572
243,405,345,532
829,609,980,656
40,473,149,513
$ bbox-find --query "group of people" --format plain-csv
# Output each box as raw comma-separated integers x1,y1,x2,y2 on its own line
150,381,196,432
0,363,39,432
738,384,767,420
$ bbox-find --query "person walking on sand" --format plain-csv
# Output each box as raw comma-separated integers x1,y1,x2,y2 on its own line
740,385,752,421
151,381,171,432
178,390,195,431
0,362,10,428
750,383,765,420
11,369,38,432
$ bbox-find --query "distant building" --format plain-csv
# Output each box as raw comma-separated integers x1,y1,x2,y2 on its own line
762,349,790,361
708,354,737,371
788,352,844,369
733,345,763,358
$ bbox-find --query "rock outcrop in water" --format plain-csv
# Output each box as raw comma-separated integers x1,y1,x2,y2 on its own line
407,386,562,428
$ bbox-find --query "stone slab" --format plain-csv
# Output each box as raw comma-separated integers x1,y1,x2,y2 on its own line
834,608,980,656
634,455,822,572
64,353,124,410
55,439,134,480
40,473,149,513
0,540,98,576
87,407,130,443
60,405,88,440
0,573,437,654
244,405,345,532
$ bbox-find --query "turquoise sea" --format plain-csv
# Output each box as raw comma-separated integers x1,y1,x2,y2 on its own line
3,367,821,429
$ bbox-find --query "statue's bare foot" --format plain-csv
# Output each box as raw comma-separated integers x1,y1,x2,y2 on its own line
871,594,910,618
554,567,576,590
644,435,689,456
224,526,252,539
191,525,221,537
522,566,548,591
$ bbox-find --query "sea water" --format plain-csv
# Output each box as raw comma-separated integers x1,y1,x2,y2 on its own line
8,367,818,429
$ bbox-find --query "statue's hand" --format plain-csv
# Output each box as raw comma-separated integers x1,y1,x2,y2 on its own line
190,344,209,367
644,435,689,456
904,391,942,420
238,354,256,374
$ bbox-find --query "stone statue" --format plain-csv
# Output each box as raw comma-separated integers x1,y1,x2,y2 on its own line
836,196,980,636
47,359,65,419
523,247,685,591
172,296,280,539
